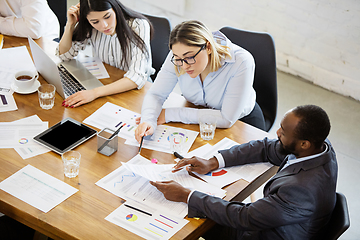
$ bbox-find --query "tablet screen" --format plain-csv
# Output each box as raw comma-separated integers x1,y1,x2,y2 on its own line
33,118,97,154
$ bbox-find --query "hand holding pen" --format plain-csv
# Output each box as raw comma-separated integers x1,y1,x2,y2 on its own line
173,156,219,175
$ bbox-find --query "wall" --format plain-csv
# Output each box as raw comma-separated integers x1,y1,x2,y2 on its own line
121,0,360,101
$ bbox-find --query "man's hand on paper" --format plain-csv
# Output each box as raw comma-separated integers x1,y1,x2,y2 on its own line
174,156,219,175
150,180,191,203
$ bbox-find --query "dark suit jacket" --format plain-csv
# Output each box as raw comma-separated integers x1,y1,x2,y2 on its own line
188,138,338,240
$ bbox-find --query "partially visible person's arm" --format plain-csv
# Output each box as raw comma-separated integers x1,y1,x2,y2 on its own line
137,52,179,133
0,0,48,39
58,3,80,55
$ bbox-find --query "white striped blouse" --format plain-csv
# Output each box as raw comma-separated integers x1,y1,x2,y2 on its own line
56,18,154,89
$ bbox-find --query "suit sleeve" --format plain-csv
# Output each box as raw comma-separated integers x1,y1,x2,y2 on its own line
188,183,315,231
219,137,286,167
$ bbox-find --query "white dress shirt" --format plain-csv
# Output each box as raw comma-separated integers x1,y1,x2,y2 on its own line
0,0,59,39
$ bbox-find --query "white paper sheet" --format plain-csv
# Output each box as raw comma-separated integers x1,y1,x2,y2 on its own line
0,165,78,213
125,125,199,154
0,94,17,112
12,115,51,159
96,155,188,217
0,122,48,149
83,102,140,140
188,138,272,186
0,46,36,92
106,200,189,240
77,52,110,79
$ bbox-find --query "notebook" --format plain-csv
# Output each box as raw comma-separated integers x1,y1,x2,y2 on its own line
28,36,104,99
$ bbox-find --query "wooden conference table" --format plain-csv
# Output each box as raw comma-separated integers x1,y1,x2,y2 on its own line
0,36,277,240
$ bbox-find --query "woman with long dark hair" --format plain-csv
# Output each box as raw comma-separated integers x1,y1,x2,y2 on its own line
57,0,154,107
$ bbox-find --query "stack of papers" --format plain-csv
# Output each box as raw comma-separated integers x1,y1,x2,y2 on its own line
0,115,50,159
96,154,226,239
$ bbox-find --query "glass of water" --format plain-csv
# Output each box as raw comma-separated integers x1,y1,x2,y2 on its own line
62,150,81,178
199,115,217,140
38,84,56,110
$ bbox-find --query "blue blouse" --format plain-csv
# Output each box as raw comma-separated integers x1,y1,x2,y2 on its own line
141,31,256,131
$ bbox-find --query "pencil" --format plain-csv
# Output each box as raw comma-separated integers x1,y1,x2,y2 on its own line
139,136,144,153
124,204,152,216
174,151,184,159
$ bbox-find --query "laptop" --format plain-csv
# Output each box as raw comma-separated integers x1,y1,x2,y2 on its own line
28,36,104,98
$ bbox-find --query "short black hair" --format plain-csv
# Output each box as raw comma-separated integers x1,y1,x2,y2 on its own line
292,105,331,149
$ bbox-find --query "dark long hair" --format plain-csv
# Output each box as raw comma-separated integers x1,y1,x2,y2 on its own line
73,0,153,69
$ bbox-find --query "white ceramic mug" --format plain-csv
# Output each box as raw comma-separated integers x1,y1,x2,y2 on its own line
14,70,39,91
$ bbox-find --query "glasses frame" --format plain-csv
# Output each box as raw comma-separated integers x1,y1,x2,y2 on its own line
171,44,206,67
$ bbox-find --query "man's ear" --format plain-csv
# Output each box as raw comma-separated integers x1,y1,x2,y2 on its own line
300,140,311,150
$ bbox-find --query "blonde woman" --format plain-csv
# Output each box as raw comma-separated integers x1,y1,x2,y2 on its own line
135,20,264,142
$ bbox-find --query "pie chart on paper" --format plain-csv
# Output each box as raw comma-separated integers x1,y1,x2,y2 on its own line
126,214,138,222
205,169,228,177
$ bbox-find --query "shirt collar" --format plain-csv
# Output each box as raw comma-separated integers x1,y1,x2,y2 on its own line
287,142,329,165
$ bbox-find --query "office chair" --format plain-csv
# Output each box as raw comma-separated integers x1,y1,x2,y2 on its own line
318,192,350,239
144,14,171,82
220,27,277,132
47,0,67,39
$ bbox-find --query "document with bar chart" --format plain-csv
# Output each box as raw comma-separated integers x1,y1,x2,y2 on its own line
106,200,188,240
83,102,140,140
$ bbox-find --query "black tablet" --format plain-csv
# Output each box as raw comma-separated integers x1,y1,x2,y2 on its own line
33,118,97,154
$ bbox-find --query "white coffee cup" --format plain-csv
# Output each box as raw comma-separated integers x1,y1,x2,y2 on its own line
14,70,39,91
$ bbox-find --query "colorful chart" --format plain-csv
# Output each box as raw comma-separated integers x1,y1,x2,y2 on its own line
166,132,189,143
19,138,28,144
205,169,228,177
126,214,138,222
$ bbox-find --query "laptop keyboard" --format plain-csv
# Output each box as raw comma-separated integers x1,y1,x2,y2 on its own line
58,65,86,96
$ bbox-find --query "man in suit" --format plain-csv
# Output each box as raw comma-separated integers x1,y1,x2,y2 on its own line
151,105,337,239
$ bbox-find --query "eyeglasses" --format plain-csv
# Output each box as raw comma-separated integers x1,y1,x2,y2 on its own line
171,44,206,66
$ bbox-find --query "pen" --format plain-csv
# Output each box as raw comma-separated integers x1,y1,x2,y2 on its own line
174,151,184,159
97,123,125,152
139,136,144,153
124,204,152,216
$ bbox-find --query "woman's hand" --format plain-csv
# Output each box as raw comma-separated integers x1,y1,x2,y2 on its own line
67,3,80,27
135,122,154,143
62,89,96,108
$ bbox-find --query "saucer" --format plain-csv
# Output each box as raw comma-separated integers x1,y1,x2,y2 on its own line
11,80,41,94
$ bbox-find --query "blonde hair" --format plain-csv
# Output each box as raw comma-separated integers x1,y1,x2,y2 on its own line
169,20,231,75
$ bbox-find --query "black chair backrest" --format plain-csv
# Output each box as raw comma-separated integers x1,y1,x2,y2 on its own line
220,27,277,132
144,14,171,82
320,192,350,240
47,0,67,38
